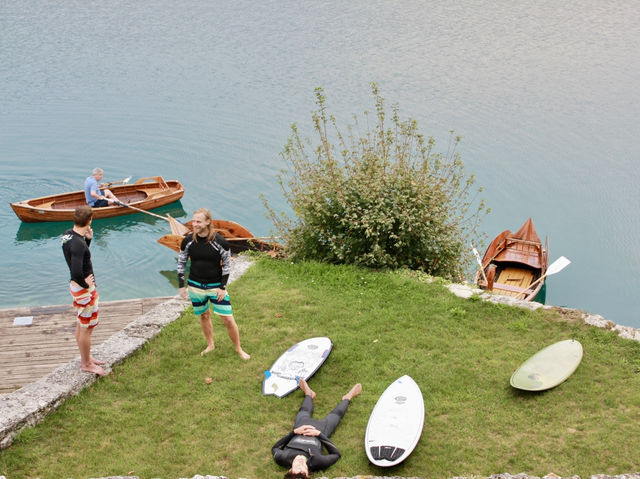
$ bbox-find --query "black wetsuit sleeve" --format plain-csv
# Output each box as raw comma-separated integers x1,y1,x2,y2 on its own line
308,433,341,470
216,233,231,288
70,254,89,288
68,238,90,288
177,234,192,288
272,431,296,467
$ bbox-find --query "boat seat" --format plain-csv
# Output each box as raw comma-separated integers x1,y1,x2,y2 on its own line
51,200,80,210
492,282,534,294
119,191,147,203
493,267,534,297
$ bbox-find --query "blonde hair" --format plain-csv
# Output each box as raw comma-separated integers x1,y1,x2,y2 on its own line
193,208,216,243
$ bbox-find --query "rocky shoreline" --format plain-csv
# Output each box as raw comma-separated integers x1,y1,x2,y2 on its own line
1,259,638,478
446,282,640,343
2,473,638,479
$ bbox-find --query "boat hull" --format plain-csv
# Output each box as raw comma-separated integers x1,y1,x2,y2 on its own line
157,219,282,255
10,177,184,222
475,218,549,302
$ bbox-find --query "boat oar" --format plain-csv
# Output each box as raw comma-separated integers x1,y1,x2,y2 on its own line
113,200,189,233
115,200,172,221
514,256,571,299
471,244,488,284
101,176,132,188
168,214,190,236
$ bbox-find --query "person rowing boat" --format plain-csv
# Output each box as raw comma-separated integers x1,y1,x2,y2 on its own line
84,167,121,207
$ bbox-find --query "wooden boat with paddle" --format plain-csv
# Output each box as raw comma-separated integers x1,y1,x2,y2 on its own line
475,218,549,302
10,176,184,223
157,219,282,255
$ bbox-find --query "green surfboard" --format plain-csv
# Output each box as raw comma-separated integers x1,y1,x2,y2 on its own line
510,339,583,391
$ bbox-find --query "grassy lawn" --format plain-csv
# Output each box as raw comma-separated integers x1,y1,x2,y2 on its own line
1,257,640,479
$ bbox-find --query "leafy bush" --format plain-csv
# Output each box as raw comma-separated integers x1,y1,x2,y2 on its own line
263,84,489,280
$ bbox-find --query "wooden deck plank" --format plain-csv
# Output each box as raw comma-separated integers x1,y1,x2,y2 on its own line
0,296,174,394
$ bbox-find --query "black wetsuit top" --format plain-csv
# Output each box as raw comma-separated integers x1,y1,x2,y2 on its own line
177,232,231,288
271,431,341,471
61,229,93,288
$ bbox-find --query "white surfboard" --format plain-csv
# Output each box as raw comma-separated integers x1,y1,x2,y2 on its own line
262,337,333,398
365,375,424,467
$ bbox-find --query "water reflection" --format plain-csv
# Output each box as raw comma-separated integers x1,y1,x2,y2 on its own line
15,202,187,243
159,269,180,289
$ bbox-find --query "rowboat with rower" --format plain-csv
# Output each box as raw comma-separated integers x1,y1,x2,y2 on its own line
10,176,183,223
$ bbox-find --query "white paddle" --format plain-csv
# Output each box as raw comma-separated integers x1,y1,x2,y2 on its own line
514,256,571,299
101,176,132,187
471,244,488,284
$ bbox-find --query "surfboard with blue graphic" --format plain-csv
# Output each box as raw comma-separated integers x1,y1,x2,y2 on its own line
262,337,332,398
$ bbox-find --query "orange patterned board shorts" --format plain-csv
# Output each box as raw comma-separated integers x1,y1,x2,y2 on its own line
69,283,100,329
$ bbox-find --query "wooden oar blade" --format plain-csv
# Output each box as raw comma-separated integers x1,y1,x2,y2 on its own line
547,256,571,276
167,214,189,236
157,234,183,253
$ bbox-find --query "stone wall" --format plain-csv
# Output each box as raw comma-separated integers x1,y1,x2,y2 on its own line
7,472,634,479
445,283,640,344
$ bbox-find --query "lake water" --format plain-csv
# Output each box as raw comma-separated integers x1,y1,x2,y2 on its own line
1,0,638,328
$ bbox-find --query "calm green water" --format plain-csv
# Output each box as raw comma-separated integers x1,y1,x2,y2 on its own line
1,1,638,328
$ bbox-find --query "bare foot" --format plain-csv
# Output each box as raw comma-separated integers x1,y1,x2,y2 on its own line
298,378,316,399
91,357,105,365
237,349,251,360
81,363,107,376
201,345,215,356
343,383,362,401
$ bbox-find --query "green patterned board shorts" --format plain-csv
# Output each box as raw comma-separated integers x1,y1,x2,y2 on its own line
187,279,232,316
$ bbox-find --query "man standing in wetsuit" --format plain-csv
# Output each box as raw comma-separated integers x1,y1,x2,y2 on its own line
272,378,362,479
177,207,250,359
61,205,106,376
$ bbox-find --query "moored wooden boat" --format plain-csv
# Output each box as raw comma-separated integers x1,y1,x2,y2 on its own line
475,218,549,301
157,219,282,255
10,176,184,222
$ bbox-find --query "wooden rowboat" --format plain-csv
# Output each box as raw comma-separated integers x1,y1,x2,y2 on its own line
475,218,549,302
157,219,282,255
10,176,184,222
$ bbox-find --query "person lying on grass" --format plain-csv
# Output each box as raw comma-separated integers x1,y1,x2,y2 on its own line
272,378,362,479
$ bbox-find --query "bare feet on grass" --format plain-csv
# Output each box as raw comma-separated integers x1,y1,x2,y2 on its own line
343,383,362,401
298,378,316,399
237,349,251,360
201,345,215,356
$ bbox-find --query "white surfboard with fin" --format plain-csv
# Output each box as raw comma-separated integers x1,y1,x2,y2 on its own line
262,337,332,398
365,375,424,467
